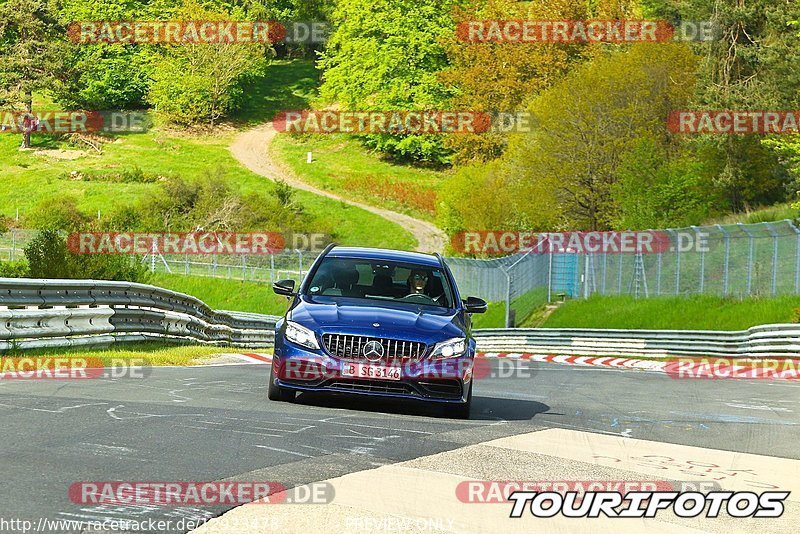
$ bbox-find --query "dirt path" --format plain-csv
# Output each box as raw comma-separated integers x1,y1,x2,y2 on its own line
229,123,447,253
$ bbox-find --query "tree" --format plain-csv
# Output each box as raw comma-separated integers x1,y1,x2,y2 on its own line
440,0,639,164
437,159,559,250
645,0,800,211
501,43,698,230
612,137,717,229
54,0,152,110
0,0,65,148
317,0,462,163
146,0,269,126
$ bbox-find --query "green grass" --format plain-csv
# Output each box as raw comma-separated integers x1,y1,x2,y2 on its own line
472,287,549,328
272,134,448,221
2,342,236,366
472,301,506,329
540,294,800,330
149,273,291,316
0,60,415,250
707,202,798,225
236,60,320,125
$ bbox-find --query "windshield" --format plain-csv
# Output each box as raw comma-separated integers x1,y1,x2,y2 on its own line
305,257,455,309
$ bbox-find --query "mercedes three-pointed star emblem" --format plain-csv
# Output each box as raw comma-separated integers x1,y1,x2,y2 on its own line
362,340,384,362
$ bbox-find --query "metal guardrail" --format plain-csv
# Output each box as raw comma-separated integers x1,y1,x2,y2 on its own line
473,325,800,358
2,278,796,357
0,278,280,350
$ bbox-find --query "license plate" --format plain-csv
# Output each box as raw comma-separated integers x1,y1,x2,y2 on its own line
341,363,401,381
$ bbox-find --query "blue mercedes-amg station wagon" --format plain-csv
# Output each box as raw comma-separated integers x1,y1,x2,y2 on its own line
269,245,487,418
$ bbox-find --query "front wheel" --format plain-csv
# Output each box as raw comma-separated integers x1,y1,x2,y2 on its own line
449,381,472,419
268,363,296,402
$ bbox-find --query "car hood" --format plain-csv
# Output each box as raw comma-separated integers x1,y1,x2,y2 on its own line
289,297,465,342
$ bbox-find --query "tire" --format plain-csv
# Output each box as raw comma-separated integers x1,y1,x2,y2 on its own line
449,381,472,419
268,363,296,402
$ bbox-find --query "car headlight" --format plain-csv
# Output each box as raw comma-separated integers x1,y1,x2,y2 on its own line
284,321,320,350
430,337,467,359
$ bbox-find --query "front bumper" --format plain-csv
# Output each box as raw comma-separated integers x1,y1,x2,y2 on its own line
272,342,473,404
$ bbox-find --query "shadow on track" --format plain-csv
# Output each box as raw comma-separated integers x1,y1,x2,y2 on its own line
292,392,549,422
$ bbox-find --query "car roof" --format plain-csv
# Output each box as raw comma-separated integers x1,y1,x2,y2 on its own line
326,246,442,268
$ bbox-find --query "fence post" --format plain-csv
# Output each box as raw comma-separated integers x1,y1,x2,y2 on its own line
692,226,705,294
298,250,304,278
583,254,590,298
738,223,754,295
617,254,623,294
504,267,512,328
547,252,553,302
656,252,662,296
765,222,778,296
789,221,800,294
716,225,729,296
601,253,607,295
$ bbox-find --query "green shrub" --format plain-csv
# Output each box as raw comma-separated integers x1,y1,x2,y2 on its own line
63,167,162,184
26,197,90,232
24,229,149,282
24,229,74,278
0,260,29,278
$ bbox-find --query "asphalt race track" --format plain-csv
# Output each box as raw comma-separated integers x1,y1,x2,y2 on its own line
1,359,798,533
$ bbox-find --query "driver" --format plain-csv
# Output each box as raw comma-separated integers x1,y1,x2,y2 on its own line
407,270,428,295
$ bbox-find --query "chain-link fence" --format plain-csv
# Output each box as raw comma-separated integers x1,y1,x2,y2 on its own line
2,219,799,327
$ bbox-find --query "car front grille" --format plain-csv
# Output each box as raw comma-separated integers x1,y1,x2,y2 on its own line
322,334,427,362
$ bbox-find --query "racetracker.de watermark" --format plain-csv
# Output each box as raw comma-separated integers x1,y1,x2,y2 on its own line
665,358,800,380
273,110,496,135
450,231,710,255
69,481,334,506
67,232,330,255
68,20,329,44
0,357,147,380
0,111,150,134
668,110,800,134
278,358,536,382
456,20,715,43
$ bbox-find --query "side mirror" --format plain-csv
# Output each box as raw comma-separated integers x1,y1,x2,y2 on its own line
273,279,296,297
464,296,487,314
